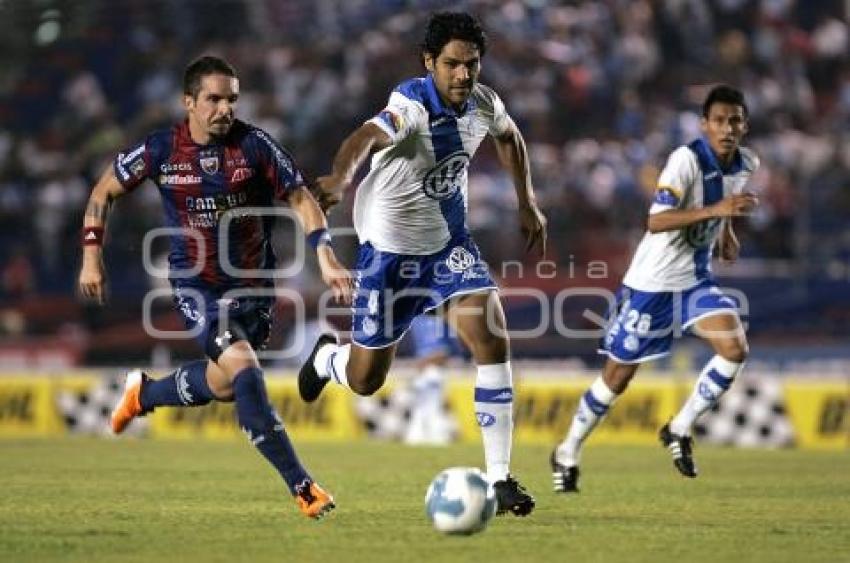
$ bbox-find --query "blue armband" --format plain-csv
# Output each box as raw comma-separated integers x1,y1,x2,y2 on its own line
306,228,332,250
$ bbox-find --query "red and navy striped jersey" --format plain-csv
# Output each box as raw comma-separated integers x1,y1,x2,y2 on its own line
113,119,305,289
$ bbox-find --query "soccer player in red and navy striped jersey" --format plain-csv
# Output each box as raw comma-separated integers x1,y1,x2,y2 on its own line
78,56,352,519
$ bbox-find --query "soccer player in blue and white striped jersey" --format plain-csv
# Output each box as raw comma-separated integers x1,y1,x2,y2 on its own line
551,85,760,492
299,12,547,517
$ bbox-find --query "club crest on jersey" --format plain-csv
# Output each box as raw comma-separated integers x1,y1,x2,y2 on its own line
422,150,470,200
685,218,721,248
200,156,220,175
445,246,476,273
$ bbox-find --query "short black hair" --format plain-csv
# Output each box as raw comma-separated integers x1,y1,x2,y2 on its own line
703,84,748,118
183,55,237,98
421,11,487,59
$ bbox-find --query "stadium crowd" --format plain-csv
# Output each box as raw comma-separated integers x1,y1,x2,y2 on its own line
0,0,847,356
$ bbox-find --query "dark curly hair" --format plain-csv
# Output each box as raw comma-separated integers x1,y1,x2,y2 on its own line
421,11,487,59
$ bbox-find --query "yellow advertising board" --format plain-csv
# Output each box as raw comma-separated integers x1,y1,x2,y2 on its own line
0,377,55,436
782,381,849,450
0,371,846,450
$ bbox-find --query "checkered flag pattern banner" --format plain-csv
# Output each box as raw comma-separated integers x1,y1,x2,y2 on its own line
56,376,149,437
695,375,794,447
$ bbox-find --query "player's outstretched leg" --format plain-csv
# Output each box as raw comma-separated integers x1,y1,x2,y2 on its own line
662,314,748,478
233,365,335,519
300,336,395,399
550,372,620,493
658,423,697,478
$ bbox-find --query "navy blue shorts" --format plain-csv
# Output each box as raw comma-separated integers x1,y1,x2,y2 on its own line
172,284,273,361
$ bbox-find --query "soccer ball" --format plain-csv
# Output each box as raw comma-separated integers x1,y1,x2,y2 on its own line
425,467,497,535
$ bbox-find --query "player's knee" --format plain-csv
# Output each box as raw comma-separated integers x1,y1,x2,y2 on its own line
467,329,508,363
348,366,388,396
719,340,749,363
603,363,637,394
214,389,235,402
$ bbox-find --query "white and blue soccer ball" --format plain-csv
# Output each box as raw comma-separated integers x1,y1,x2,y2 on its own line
425,467,497,535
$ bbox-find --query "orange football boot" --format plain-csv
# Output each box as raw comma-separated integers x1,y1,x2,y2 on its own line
295,481,336,520
110,369,147,434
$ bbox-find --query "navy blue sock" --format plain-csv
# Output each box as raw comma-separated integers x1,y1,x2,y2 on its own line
139,360,215,411
233,367,310,494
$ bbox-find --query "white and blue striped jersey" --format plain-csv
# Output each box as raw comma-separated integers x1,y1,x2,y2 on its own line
353,75,512,255
623,139,760,292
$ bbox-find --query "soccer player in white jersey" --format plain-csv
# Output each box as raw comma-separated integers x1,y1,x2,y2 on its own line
300,12,547,516
550,85,760,493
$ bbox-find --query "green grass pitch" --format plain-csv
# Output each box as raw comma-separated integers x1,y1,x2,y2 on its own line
1,439,847,562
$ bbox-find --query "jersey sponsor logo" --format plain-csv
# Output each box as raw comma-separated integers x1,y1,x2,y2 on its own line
231,167,254,183
185,192,249,228
422,150,469,200
160,162,192,173
684,218,721,248
200,156,220,175
160,174,202,185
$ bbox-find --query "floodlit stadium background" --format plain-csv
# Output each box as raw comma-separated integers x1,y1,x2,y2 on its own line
0,0,846,449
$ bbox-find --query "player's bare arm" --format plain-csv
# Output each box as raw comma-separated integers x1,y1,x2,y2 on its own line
287,185,354,304
491,120,547,256
78,165,129,304
314,122,393,211
647,192,758,233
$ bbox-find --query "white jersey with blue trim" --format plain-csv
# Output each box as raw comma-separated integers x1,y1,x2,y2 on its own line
622,139,760,292
353,75,512,255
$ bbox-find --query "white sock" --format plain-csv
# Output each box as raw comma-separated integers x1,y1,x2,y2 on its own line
670,355,743,436
555,377,617,467
474,362,513,482
313,343,351,388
